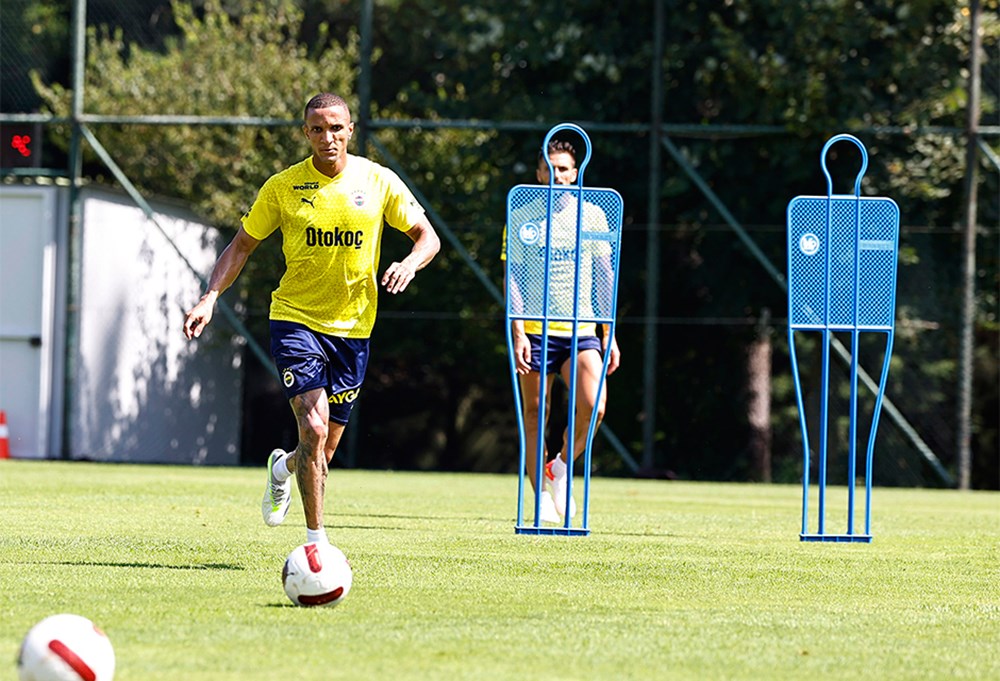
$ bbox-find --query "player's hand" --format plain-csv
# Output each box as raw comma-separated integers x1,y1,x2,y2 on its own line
183,296,216,340
382,261,415,294
605,336,621,375
513,332,532,375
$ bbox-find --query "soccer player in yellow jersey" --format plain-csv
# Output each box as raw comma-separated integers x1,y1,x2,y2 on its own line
183,93,440,545
502,139,620,523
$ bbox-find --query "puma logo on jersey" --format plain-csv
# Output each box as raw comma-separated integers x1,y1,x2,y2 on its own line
301,197,316,208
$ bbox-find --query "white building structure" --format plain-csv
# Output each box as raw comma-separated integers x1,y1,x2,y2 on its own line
0,183,243,464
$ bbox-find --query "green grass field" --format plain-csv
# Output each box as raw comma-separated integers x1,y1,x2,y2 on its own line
1,460,997,680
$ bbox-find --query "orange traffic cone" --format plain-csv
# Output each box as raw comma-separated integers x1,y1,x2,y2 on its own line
0,410,10,459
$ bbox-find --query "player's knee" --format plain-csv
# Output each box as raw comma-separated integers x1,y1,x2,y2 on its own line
299,418,329,447
579,400,605,425
523,398,547,423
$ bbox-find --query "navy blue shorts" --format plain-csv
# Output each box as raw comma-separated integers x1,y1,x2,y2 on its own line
527,334,602,374
269,320,369,425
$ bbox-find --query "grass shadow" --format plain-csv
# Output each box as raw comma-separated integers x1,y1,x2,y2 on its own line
30,560,246,571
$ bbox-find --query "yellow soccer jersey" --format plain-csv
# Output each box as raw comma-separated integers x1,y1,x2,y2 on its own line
242,155,424,338
502,193,611,337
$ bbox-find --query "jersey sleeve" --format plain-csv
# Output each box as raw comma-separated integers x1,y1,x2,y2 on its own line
505,203,537,264
381,170,425,233
241,178,282,240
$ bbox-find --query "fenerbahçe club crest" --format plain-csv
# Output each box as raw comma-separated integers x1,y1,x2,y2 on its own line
518,221,540,246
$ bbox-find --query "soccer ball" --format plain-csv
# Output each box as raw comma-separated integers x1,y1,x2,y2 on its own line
17,613,115,681
282,542,352,607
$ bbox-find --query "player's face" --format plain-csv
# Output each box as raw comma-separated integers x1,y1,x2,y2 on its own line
536,151,578,185
303,105,354,176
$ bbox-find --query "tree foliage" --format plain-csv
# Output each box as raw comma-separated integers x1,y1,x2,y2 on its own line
34,0,359,228
25,0,998,487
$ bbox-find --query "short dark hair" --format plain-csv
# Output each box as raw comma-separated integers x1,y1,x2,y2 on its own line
538,139,577,164
304,93,350,121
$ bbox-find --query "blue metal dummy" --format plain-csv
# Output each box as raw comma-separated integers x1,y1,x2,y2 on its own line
506,123,623,535
787,134,900,542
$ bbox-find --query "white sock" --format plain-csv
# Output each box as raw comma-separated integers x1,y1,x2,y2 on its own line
272,452,291,482
306,527,329,545
550,455,567,477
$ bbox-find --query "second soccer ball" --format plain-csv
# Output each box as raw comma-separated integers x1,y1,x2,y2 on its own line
18,613,115,681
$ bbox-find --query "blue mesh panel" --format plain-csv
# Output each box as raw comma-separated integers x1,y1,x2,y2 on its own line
787,195,898,331
506,184,623,324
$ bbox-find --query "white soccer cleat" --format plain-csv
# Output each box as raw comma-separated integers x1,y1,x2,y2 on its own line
537,490,561,525
545,459,577,519
261,449,292,527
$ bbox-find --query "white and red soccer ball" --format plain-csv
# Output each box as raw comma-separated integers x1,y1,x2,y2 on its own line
17,613,115,681
282,542,353,607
